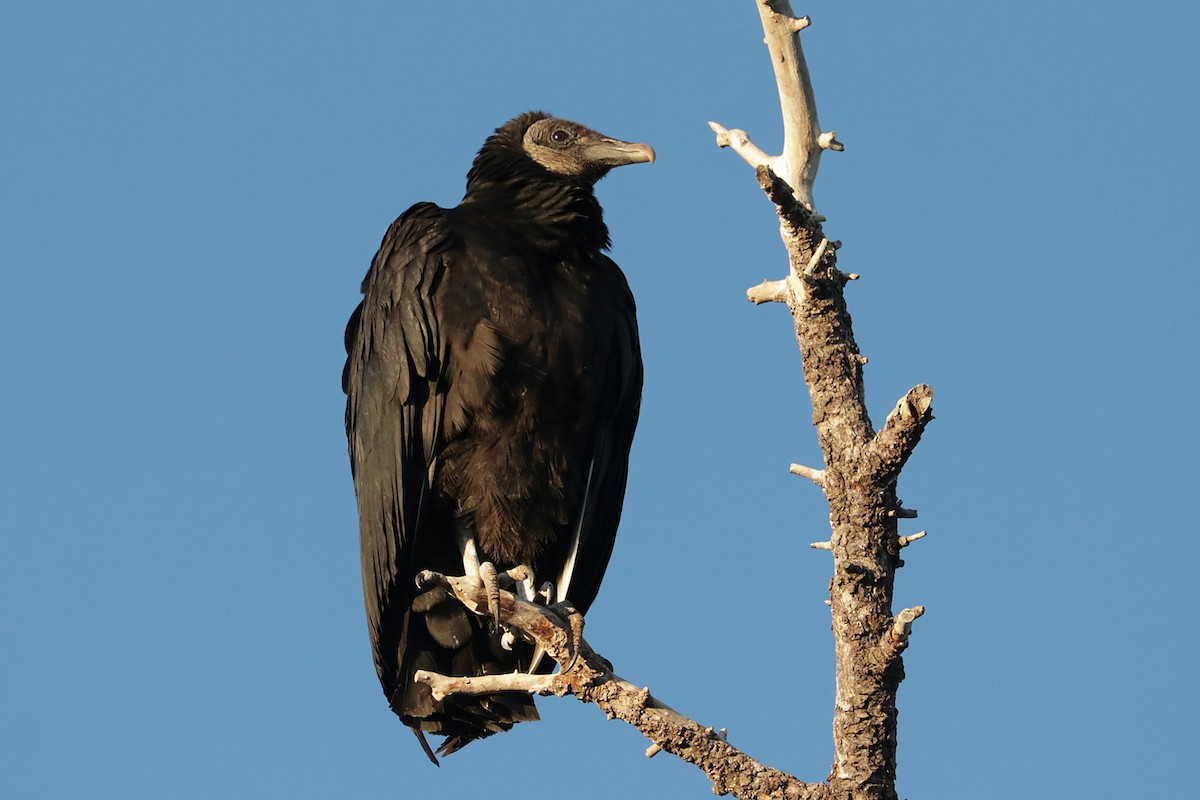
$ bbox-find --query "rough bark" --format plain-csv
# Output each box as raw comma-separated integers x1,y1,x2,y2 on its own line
760,176,931,799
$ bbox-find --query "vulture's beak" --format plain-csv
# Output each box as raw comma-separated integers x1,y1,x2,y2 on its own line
582,137,656,167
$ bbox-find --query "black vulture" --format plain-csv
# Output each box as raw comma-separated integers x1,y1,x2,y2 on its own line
343,112,652,761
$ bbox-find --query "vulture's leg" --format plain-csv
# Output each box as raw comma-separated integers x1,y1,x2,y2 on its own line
456,528,481,579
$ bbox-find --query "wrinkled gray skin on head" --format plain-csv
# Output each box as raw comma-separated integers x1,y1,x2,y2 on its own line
522,118,655,184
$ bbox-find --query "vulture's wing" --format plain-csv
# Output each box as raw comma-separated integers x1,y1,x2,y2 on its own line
343,202,450,698
555,255,643,614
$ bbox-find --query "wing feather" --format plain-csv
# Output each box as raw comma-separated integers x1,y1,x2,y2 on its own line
344,202,450,696
557,256,643,615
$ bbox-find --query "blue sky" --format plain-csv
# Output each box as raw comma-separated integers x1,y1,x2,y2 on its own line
3,1,1197,797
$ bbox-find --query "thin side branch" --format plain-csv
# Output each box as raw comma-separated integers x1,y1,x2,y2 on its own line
890,606,926,644
789,463,826,486
873,606,926,668
802,238,831,277
414,670,558,702
709,121,774,173
747,278,792,305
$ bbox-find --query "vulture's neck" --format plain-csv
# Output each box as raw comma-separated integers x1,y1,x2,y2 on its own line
462,153,611,255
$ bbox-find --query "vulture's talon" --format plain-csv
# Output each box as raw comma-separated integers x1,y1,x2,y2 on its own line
515,566,536,604
479,561,501,628
548,601,585,674
414,569,443,590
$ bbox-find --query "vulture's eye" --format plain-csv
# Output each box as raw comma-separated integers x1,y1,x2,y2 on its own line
550,128,573,144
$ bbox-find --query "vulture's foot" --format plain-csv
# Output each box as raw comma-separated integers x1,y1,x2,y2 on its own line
496,566,544,651
494,568,557,661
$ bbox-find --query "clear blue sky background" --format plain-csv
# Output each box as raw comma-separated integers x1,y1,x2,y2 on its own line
3,1,1197,797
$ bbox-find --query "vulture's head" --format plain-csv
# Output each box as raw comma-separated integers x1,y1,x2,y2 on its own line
521,115,655,185
469,111,655,190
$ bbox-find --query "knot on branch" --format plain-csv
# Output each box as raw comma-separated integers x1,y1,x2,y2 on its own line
817,131,845,152
788,15,812,34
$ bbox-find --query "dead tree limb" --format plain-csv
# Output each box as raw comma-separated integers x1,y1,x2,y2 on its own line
413,572,828,800
709,3,934,799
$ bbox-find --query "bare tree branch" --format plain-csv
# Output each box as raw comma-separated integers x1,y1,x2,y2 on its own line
414,670,558,701
789,462,826,486
414,572,829,800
